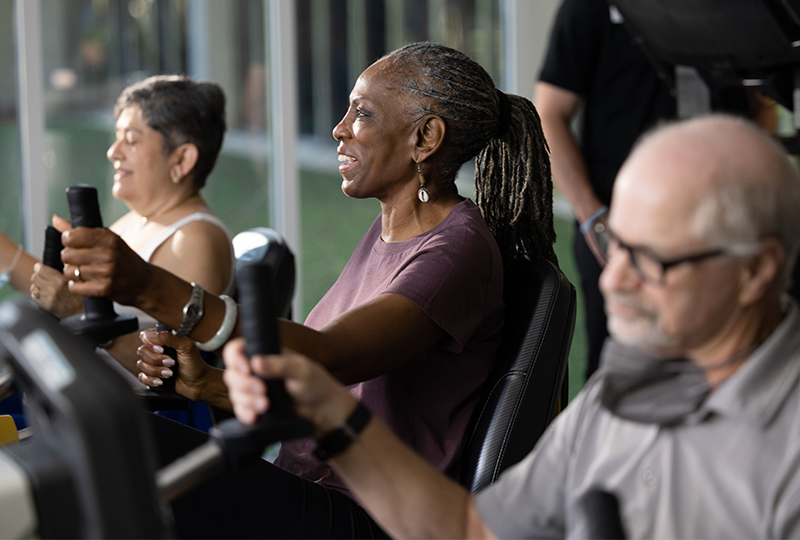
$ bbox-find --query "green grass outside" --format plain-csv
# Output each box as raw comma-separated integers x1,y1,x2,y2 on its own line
0,122,589,400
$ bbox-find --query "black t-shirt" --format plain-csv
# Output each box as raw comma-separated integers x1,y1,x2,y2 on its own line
539,0,676,205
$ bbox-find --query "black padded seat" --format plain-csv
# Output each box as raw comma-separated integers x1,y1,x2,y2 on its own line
459,255,576,493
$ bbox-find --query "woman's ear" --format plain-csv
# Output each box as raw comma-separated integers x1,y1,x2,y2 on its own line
170,143,200,183
411,115,446,163
738,237,785,306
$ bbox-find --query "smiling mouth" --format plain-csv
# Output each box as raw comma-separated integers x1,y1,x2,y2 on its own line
338,155,356,163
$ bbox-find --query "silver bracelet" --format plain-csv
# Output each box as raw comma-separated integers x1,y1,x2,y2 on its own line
195,294,238,351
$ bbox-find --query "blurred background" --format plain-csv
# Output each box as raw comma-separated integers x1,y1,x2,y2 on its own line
0,0,592,395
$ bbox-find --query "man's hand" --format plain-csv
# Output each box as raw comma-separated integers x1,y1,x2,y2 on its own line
222,338,356,436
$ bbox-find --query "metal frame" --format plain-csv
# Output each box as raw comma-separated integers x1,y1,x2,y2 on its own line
14,0,47,257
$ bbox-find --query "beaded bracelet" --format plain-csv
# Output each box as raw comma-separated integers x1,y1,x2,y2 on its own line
195,294,238,351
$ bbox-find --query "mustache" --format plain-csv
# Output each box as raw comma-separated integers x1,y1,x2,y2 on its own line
604,292,657,316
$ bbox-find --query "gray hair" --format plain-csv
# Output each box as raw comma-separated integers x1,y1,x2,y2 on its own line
377,42,556,264
690,116,800,291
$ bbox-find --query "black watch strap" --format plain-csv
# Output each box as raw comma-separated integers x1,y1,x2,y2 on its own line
313,402,372,461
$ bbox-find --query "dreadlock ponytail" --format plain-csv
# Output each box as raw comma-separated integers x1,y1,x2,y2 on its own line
475,92,557,264
382,42,557,264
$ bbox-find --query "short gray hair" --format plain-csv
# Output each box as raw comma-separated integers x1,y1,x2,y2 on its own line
690,116,800,291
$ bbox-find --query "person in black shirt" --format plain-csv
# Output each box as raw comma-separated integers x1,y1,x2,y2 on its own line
533,0,676,380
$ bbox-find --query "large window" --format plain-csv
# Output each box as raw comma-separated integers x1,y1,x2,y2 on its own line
4,0,504,317
0,0,22,303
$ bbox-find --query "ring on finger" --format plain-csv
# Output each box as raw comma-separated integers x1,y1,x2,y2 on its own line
31,286,40,299
73,266,82,281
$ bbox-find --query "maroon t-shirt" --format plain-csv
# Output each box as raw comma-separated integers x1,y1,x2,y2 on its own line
275,199,504,497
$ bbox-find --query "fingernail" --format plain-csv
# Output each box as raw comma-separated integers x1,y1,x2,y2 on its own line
160,369,173,378
143,330,158,341
161,358,175,367
152,345,164,354
152,378,163,386
255,397,267,413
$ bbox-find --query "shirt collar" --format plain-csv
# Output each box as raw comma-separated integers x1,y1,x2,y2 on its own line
599,299,800,427
700,298,800,426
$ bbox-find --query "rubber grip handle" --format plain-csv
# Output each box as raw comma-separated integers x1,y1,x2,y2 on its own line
154,323,178,393
237,263,281,357
43,225,64,272
66,184,104,229
65,184,114,321
582,490,626,539
236,262,289,415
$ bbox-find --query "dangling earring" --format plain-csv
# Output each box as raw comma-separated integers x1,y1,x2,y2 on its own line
417,164,430,203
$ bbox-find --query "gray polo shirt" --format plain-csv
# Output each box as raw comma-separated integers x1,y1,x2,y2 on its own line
475,300,800,538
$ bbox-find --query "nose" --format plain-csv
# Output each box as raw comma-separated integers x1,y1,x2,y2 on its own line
332,114,349,141
107,138,122,163
599,247,641,296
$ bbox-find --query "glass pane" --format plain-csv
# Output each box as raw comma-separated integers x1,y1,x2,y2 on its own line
0,0,23,303
39,0,272,255
25,0,503,322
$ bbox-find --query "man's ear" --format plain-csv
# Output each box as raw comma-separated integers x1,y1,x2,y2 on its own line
170,143,199,183
410,115,446,163
739,237,785,306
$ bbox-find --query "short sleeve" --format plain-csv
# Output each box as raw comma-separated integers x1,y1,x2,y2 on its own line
538,0,607,95
474,389,595,539
384,220,499,352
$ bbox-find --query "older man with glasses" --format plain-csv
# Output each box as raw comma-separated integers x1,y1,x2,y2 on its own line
223,114,800,538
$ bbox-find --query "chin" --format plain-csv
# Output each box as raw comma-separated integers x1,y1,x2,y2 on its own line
607,316,679,352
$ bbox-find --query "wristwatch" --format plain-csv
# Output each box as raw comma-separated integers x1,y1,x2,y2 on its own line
174,283,205,338
313,402,372,461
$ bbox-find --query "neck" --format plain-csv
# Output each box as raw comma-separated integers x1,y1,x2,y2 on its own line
690,299,784,389
133,191,202,224
379,189,462,243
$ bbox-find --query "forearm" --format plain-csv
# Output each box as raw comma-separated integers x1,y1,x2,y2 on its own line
133,268,241,346
331,410,493,539
544,120,603,222
0,233,37,297
278,294,444,385
534,82,604,223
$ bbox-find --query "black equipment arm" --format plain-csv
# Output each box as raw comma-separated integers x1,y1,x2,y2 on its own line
59,185,138,344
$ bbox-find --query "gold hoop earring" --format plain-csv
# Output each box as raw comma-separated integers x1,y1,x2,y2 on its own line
417,164,430,203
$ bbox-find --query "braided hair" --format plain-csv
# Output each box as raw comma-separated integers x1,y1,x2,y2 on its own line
380,42,557,264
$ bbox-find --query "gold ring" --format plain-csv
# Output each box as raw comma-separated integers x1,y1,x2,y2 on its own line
31,286,40,299
73,266,82,281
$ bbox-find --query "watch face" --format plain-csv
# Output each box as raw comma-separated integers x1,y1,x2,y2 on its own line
187,305,202,318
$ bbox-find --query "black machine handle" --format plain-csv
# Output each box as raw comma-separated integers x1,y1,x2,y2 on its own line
582,490,626,540
59,185,138,343
67,184,104,229
135,323,191,412
237,262,292,416
157,260,313,502
67,185,114,321
154,323,178,393
42,225,64,272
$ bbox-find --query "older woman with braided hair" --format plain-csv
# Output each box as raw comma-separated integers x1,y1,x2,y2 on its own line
61,42,556,538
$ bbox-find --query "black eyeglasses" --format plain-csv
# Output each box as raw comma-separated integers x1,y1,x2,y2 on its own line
591,222,747,285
